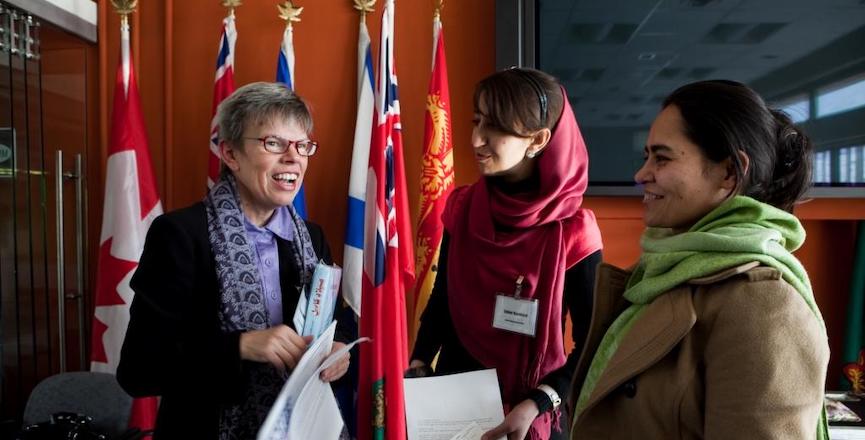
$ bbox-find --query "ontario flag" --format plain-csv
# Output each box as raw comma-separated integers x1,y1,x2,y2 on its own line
275,17,309,219
358,0,415,439
90,17,162,433
409,10,455,347
207,10,237,188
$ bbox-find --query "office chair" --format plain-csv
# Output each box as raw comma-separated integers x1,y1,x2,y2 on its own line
23,371,134,437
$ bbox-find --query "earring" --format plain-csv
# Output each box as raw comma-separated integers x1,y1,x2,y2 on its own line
526,150,537,159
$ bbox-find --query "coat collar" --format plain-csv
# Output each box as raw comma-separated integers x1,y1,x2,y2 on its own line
578,283,697,417
688,261,761,285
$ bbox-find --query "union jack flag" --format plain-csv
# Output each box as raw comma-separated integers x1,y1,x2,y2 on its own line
358,1,415,439
207,11,237,188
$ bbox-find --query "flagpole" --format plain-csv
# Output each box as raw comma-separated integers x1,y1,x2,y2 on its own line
354,0,375,23
277,0,303,83
207,0,240,188
410,0,454,348
222,0,242,15
344,0,376,318
110,0,135,94
278,1,303,28
274,1,309,217
97,0,162,433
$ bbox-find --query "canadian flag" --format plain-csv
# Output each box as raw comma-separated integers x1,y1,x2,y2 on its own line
90,17,162,432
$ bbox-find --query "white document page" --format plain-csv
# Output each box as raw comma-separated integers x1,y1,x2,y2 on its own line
449,421,486,440
287,337,367,440
829,426,865,440
404,369,506,440
257,321,369,440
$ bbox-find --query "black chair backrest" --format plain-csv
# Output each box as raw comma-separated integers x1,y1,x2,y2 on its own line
23,372,133,436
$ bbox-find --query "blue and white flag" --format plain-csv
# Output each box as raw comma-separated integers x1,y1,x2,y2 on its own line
276,22,308,218
342,21,375,316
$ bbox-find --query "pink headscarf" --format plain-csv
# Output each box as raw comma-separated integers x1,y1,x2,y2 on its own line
442,91,602,439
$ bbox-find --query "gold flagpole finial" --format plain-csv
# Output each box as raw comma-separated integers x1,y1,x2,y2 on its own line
434,0,443,20
278,1,303,27
111,0,137,24
353,0,376,23
222,0,242,15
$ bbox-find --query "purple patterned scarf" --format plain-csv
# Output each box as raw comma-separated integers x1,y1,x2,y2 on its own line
204,173,317,439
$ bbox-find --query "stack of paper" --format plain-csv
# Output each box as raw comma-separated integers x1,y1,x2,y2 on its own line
404,369,506,440
257,322,367,440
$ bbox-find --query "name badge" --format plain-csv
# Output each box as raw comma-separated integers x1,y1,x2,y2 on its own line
492,294,538,337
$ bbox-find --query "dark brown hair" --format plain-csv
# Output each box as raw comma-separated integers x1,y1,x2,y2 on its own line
663,80,812,212
473,68,564,137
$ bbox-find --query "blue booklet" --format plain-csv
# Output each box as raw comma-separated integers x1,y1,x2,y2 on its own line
293,261,342,339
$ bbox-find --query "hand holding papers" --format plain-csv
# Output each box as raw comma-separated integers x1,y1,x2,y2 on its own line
257,321,368,440
404,369,506,440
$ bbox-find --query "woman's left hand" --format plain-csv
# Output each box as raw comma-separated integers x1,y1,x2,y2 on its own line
481,399,540,440
319,342,350,382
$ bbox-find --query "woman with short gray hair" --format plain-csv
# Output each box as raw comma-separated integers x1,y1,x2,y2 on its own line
117,82,353,439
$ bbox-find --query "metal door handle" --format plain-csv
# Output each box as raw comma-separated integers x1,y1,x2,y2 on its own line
74,153,85,369
55,150,66,372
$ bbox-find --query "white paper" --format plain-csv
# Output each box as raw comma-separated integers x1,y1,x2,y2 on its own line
449,422,486,440
404,369,506,440
829,426,865,440
257,321,369,440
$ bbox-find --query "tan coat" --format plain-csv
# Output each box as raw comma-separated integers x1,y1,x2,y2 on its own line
569,262,829,439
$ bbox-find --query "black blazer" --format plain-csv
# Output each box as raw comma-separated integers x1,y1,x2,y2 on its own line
117,202,350,439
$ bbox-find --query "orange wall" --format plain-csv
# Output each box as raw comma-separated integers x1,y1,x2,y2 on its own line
96,1,865,389
582,197,865,388
97,0,491,260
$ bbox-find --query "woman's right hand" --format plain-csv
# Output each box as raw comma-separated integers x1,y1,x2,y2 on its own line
239,325,312,371
405,360,433,378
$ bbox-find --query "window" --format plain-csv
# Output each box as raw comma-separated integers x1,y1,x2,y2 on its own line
777,95,810,124
525,0,865,192
817,75,865,118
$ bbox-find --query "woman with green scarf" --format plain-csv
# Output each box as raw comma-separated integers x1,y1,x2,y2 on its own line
569,80,829,439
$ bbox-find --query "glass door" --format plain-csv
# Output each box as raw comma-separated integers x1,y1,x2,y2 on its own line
0,2,92,432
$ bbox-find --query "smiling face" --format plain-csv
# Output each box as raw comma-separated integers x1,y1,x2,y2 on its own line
221,116,309,226
635,105,736,232
471,99,549,183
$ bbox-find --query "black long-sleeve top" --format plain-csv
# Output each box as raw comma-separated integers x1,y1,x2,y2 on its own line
116,202,352,439
412,232,602,414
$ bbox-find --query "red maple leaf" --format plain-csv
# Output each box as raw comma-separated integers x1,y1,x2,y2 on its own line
90,238,138,363
90,317,109,363
94,238,138,307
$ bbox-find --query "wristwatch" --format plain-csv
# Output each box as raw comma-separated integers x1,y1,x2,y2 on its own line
537,384,561,410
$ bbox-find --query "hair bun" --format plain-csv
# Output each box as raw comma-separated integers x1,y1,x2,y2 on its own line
778,124,803,172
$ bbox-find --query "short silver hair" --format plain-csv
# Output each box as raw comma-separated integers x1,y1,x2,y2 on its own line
216,81,313,150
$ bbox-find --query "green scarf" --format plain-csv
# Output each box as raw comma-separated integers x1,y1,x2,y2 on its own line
573,196,828,438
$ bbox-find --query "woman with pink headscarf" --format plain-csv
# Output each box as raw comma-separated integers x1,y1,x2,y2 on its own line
411,68,603,440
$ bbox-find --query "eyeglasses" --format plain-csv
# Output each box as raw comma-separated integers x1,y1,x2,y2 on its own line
244,136,319,157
